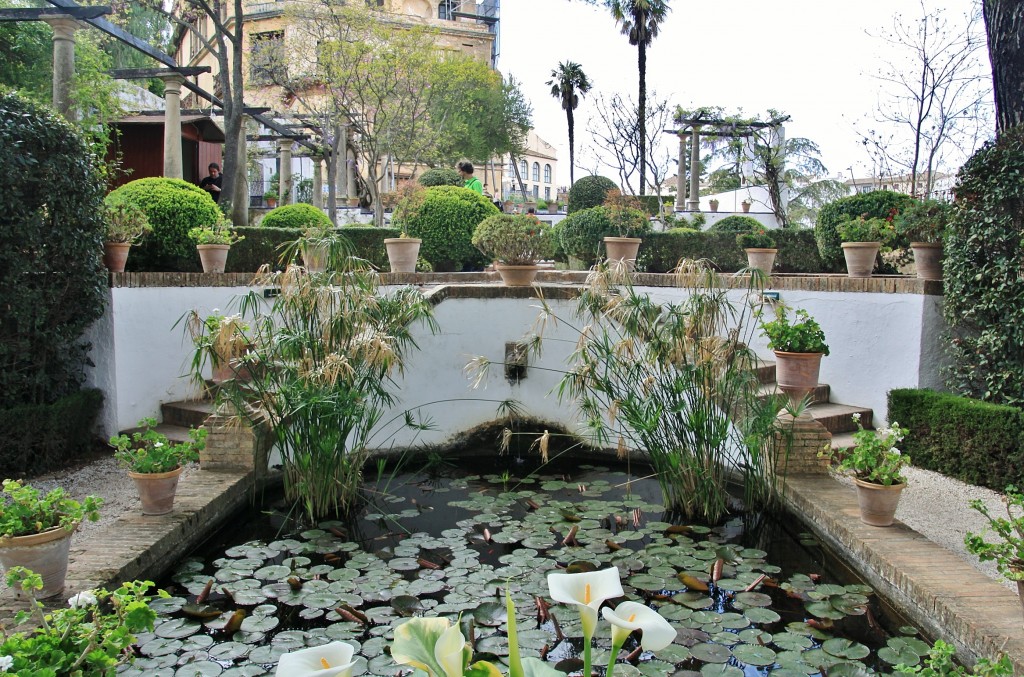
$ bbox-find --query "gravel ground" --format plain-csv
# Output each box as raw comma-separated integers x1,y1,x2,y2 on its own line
11,457,1014,590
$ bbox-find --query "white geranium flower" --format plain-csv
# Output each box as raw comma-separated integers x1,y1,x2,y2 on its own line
68,591,98,608
0,655,13,672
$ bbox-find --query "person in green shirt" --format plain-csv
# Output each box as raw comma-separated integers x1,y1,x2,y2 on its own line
457,161,483,194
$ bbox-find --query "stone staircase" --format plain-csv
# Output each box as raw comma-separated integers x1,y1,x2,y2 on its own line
754,360,871,451
119,399,216,443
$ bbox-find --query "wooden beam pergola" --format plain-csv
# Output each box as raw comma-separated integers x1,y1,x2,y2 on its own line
108,67,210,79
0,6,109,21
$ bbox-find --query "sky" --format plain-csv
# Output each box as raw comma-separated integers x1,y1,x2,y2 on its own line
496,0,991,190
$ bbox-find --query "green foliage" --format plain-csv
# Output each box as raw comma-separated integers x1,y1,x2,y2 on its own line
567,175,617,214
707,215,762,234
1,568,164,676
418,167,464,187
836,214,896,243
0,18,51,98
633,195,673,215
895,198,954,243
965,485,1024,582
393,186,499,271
737,228,776,249
892,640,1012,676
0,478,101,539
0,389,103,478
107,177,221,271
944,127,1024,406
558,206,615,265
821,415,910,485
188,216,244,245
638,229,833,273
109,418,207,474
472,214,555,265
887,389,1024,492
261,204,333,232
103,195,152,244
759,306,830,355
225,226,400,272
815,190,914,268
0,91,107,409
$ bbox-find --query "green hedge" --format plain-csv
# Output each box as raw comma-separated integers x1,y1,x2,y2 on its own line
888,389,1024,491
0,389,103,477
226,226,401,272
567,175,616,214
260,203,332,230
707,215,762,234
815,190,914,270
393,186,498,271
638,228,835,273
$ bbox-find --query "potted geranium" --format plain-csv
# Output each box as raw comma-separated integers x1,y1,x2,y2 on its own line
759,305,829,407
263,190,278,209
188,216,244,273
601,190,651,269
965,486,1024,618
472,214,554,286
741,198,753,213
737,227,777,273
821,414,910,527
709,198,720,212
894,198,953,280
1,567,165,674
102,198,152,272
110,418,207,516
0,479,102,598
836,214,896,278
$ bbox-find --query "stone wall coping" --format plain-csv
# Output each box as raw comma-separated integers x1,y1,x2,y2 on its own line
108,271,943,296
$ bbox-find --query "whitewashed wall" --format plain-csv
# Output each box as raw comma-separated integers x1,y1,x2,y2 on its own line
85,281,945,439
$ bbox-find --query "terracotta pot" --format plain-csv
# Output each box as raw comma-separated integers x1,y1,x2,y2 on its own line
854,478,905,527
302,243,328,273
744,248,777,273
0,526,75,598
197,244,230,273
547,203,559,215
103,242,131,273
773,350,823,407
494,263,540,286
841,242,881,278
347,197,360,208
604,236,642,270
384,238,422,273
742,202,752,213
129,467,184,515
211,355,252,384
709,200,719,213
265,198,277,209
910,242,943,280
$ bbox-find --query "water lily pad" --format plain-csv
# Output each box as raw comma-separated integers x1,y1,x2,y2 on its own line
173,662,223,676
732,643,777,667
699,664,742,676
473,602,506,627
772,633,814,652
155,619,202,639
240,614,279,633
690,643,732,663
733,591,772,607
822,638,870,660
743,607,781,624
391,595,423,617
141,637,184,657
209,642,251,661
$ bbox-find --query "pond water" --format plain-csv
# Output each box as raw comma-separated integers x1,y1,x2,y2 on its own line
121,455,930,676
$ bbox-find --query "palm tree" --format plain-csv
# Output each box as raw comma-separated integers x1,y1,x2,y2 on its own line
609,0,670,195
547,61,592,187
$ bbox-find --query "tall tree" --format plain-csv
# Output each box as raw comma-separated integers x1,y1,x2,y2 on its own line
597,0,670,195
547,61,591,186
982,0,1024,135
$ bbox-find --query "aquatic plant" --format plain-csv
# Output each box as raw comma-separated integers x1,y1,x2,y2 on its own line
532,259,788,522
214,258,436,521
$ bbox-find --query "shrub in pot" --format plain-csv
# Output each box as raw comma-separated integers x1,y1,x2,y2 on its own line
384,231,422,273
836,214,896,278
391,186,498,271
102,197,152,272
472,214,554,286
737,227,777,273
759,305,829,407
602,190,651,268
110,418,207,515
820,414,911,526
0,479,102,597
815,190,914,271
894,198,952,280
965,486,1024,617
188,217,245,273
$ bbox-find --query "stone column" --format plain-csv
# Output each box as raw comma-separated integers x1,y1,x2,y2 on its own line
687,125,701,211
160,74,185,180
278,139,294,205
44,16,79,122
232,116,249,225
338,123,349,200
346,145,357,202
312,153,323,208
676,133,688,211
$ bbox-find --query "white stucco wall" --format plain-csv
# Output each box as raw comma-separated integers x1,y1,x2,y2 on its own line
85,281,945,438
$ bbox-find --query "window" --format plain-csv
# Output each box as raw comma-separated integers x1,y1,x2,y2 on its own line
544,187,551,200
533,185,539,198
544,164,551,184
519,160,527,177
439,0,456,19
250,31,285,84
532,162,540,182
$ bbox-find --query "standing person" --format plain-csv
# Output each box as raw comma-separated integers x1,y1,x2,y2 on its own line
200,163,223,203
457,161,483,194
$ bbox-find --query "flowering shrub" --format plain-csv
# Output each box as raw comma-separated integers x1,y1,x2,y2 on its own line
0,479,101,539
737,227,776,249
0,567,164,675
109,417,206,474
836,214,896,243
823,413,911,485
472,214,554,265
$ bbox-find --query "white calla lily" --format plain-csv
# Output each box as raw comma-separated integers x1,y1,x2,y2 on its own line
546,567,623,637
275,641,356,677
434,621,468,676
602,601,676,651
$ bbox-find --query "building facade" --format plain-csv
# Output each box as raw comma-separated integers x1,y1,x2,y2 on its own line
503,131,559,203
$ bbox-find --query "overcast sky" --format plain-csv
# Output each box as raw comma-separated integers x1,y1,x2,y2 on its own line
497,0,992,189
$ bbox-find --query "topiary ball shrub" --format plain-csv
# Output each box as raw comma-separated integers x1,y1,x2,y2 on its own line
945,126,1024,407
261,203,332,231
567,175,617,214
418,167,463,188
108,177,221,271
707,215,762,234
815,190,914,269
559,206,615,265
394,186,499,271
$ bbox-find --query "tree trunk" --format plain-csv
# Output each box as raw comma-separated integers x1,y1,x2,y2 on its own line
983,0,1024,136
567,106,575,187
638,42,647,196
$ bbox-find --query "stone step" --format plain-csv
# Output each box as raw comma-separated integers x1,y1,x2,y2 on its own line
757,382,830,405
161,399,216,429
754,360,776,385
807,402,873,434
118,423,195,445
831,431,856,451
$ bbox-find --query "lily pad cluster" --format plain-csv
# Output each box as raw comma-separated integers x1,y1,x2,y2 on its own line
121,464,935,675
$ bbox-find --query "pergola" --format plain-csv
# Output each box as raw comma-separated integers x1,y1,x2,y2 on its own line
665,113,789,211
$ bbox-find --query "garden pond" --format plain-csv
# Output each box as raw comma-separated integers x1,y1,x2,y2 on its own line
120,455,934,676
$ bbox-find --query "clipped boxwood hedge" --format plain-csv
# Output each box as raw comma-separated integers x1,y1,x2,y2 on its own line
815,190,914,269
393,186,498,271
418,167,463,187
567,175,617,214
888,388,1024,491
260,203,332,230
707,215,762,234
637,228,834,273
226,226,401,273
0,389,103,477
